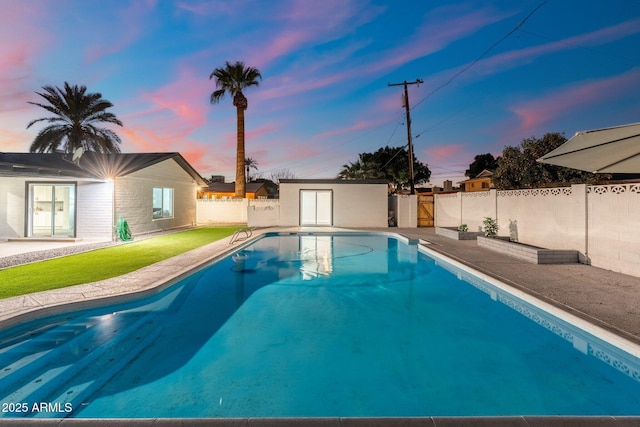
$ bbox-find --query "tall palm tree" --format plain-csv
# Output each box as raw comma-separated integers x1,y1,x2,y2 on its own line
27,82,123,154
209,61,262,198
245,157,259,183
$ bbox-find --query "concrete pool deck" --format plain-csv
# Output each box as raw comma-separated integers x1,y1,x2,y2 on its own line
1,226,639,426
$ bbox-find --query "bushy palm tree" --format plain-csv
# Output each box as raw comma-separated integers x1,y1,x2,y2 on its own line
27,82,123,154
209,61,262,198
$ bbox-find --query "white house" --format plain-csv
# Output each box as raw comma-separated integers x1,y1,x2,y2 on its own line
0,152,207,241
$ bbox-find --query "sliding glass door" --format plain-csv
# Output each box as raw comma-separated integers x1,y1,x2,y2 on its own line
29,183,76,237
300,190,332,226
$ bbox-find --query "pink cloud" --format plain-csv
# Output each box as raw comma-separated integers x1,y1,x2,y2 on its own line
83,1,157,63
0,124,33,151
115,63,222,171
367,5,515,76
423,144,466,165
249,3,512,113
511,68,640,135
0,4,52,114
425,17,640,90
251,0,383,67
246,124,280,141
120,64,210,140
313,120,380,141
175,1,240,16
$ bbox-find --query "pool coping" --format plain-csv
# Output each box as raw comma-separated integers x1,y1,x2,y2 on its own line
1,416,640,426
1,227,640,425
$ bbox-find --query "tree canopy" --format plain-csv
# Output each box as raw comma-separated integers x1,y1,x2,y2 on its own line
465,153,499,177
27,82,123,154
492,132,601,189
338,146,431,193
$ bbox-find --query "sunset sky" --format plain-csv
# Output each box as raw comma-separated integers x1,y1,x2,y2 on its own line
1,0,639,185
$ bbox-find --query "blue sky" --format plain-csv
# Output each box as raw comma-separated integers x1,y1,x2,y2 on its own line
1,0,639,185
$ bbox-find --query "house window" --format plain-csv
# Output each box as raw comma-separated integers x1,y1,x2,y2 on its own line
153,187,173,219
482,182,490,189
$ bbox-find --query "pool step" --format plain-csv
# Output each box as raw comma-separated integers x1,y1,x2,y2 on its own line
0,313,159,411
0,322,95,360
0,321,108,391
42,325,163,418
0,322,65,351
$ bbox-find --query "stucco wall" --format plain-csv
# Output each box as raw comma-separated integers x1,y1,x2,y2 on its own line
115,159,198,235
279,181,388,227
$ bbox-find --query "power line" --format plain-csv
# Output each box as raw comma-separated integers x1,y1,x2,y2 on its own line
252,1,550,180
411,0,548,112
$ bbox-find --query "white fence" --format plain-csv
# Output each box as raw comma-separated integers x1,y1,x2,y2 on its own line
435,183,640,277
196,199,280,225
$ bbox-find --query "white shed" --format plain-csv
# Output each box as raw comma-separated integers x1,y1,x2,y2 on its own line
278,179,388,227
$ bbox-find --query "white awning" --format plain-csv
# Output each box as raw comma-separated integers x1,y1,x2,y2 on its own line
537,123,640,173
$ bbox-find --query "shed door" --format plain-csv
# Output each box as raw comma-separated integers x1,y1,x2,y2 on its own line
300,190,332,226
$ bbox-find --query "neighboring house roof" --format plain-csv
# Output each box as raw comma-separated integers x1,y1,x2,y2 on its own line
0,152,208,186
458,169,494,184
206,182,266,193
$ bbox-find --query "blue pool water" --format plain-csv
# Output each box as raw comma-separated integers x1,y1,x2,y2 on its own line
1,233,639,418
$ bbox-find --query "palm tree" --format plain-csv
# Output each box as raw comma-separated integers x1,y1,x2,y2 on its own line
209,61,262,198
27,82,123,154
338,161,365,179
245,157,258,182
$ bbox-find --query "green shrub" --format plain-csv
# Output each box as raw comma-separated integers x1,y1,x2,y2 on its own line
482,217,499,237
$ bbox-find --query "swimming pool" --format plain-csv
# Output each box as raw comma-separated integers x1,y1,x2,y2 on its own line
1,232,639,418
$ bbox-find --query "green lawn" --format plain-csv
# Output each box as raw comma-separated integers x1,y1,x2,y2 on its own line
0,226,243,300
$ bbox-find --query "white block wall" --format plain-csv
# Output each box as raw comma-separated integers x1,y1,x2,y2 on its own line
434,193,460,228
396,195,417,228
587,184,640,277
497,186,586,253
461,191,496,233
435,183,640,277
197,199,248,224
247,200,280,227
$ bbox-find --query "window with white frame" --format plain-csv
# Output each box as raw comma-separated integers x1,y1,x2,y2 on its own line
153,187,174,219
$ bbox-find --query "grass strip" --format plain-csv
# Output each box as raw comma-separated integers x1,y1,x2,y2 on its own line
0,226,243,299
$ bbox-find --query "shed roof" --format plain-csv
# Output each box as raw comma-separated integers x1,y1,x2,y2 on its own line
279,179,388,185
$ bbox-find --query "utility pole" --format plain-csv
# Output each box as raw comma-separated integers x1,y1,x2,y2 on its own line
388,79,423,195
